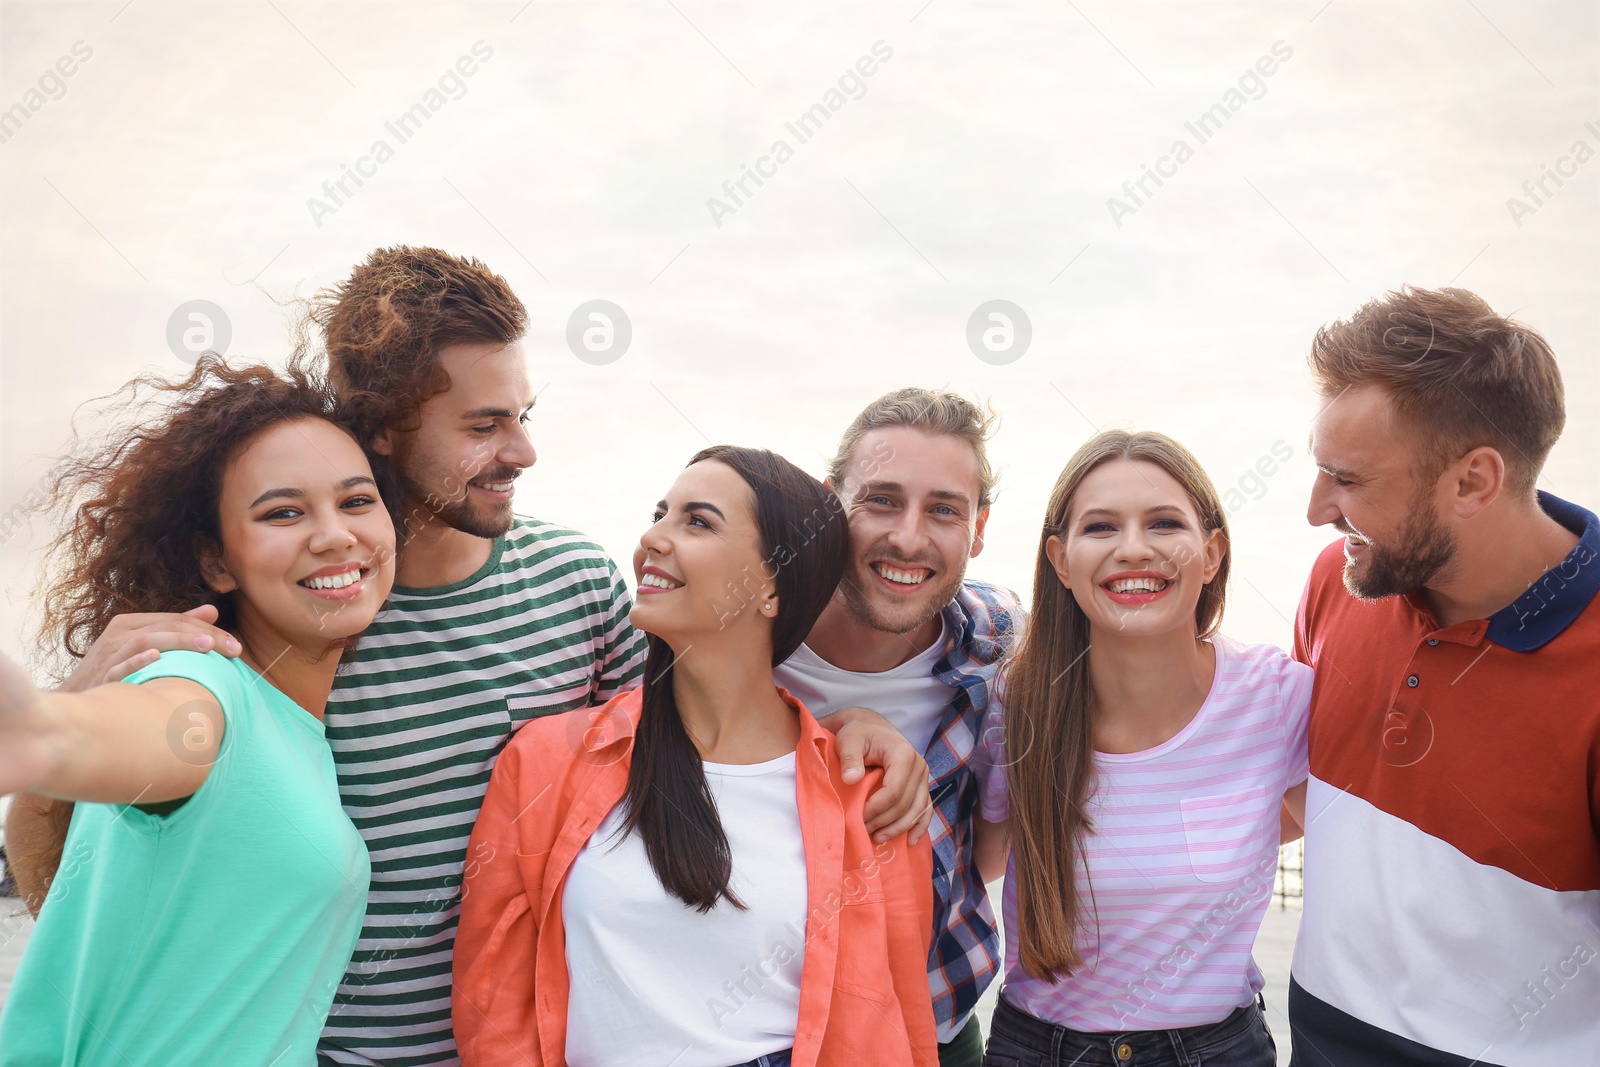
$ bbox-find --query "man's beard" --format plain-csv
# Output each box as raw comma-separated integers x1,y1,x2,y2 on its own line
428,491,514,539
1341,497,1458,601
837,555,966,636
401,463,518,540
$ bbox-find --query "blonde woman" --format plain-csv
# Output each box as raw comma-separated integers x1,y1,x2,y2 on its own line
976,430,1310,1067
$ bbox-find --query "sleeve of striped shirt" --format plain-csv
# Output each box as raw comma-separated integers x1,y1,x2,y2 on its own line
1278,656,1314,788
977,698,1009,824
592,554,647,702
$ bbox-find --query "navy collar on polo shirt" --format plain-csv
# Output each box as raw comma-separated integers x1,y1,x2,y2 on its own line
1481,491,1600,652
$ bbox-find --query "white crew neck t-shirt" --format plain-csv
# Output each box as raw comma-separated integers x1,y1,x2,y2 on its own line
775,618,951,757
563,751,808,1067
774,619,968,1041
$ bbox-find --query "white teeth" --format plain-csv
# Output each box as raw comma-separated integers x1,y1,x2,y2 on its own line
640,573,682,590
874,564,927,586
1107,577,1169,594
303,570,363,590
478,481,513,493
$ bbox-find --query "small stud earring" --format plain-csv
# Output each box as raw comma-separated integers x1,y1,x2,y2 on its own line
761,602,775,614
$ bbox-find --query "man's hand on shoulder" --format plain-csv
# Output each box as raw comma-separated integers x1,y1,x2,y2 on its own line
59,605,241,692
826,706,934,846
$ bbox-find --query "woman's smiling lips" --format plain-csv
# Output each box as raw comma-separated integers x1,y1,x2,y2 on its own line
1099,569,1174,606
298,561,373,601
637,563,685,595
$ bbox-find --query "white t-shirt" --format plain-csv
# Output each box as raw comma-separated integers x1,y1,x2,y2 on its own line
563,752,808,1067
774,621,969,1042
775,619,951,758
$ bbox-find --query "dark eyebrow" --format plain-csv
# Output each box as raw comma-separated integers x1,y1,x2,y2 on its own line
654,500,728,521
460,401,536,420
250,475,376,509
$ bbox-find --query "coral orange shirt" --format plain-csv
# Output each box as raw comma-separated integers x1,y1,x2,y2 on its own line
452,686,937,1067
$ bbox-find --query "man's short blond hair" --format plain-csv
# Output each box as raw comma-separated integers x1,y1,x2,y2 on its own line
827,388,998,508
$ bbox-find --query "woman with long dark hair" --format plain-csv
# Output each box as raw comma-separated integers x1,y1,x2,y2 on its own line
453,445,936,1067
0,357,398,1065
975,430,1311,1067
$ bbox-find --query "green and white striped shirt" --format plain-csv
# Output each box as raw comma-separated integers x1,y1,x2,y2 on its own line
316,517,646,1066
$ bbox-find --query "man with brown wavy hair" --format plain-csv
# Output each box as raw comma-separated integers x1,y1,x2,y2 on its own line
1288,286,1598,1065
8,247,933,1066
7,246,651,1067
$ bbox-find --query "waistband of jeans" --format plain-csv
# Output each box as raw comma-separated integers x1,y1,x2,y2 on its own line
993,994,1260,1056
727,1048,793,1067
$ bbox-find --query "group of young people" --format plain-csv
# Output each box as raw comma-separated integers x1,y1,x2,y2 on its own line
0,247,1593,1067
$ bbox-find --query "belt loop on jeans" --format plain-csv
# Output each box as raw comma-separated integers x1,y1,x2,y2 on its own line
1167,1026,1190,1067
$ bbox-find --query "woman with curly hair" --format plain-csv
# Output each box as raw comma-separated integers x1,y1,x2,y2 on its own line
0,356,398,1066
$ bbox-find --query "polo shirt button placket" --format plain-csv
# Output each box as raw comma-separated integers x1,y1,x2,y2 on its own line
1380,649,1434,767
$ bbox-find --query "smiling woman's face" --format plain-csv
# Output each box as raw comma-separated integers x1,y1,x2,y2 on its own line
1048,459,1222,639
630,459,774,650
206,417,397,653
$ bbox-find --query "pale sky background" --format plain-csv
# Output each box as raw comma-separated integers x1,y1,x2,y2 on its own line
2,0,1597,675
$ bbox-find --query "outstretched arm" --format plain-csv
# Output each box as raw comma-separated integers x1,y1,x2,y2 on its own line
4,606,240,912
1,648,220,805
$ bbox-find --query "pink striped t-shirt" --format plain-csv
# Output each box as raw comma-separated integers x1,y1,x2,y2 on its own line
978,635,1312,1031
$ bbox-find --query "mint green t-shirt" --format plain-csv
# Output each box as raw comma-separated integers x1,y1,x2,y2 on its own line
0,651,370,1066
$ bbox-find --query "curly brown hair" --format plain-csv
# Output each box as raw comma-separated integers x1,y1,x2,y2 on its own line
310,245,528,447
32,354,404,679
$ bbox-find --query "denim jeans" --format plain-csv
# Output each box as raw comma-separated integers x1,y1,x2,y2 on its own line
983,994,1277,1067
728,1049,793,1067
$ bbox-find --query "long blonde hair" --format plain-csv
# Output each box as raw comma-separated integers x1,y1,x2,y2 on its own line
1004,430,1230,979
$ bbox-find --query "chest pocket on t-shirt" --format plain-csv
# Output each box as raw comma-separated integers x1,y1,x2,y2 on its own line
1180,785,1273,884
503,668,596,731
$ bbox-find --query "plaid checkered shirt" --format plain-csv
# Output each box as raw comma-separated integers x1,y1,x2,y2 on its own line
924,580,1025,1033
